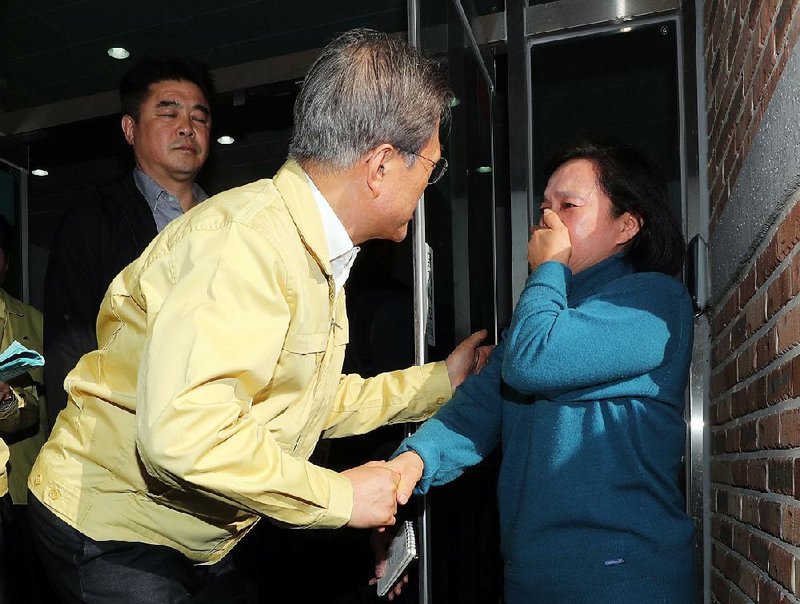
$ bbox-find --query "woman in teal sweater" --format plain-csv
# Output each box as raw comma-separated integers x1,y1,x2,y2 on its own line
387,142,695,603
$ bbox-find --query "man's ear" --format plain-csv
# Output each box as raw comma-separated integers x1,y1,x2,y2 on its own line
366,144,395,198
617,212,642,246
121,115,135,146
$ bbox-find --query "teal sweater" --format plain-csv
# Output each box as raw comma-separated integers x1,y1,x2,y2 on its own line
397,256,695,603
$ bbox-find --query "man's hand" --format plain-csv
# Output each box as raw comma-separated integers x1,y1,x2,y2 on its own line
386,451,424,505
343,461,400,528
528,208,572,271
444,330,494,390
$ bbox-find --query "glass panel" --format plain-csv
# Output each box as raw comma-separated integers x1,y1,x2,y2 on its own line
0,162,24,300
530,23,681,220
418,2,504,602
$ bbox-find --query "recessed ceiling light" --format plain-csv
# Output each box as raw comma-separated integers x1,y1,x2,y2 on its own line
475,166,492,174
449,97,461,108
31,168,49,177
217,135,235,145
620,26,632,33
107,47,130,60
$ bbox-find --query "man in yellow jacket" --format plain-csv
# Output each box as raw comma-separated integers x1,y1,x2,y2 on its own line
29,29,486,602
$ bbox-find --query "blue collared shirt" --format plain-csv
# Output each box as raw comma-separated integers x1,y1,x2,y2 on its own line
133,169,209,232
305,173,359,296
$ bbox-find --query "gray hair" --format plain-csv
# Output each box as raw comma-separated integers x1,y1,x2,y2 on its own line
288,29,452,170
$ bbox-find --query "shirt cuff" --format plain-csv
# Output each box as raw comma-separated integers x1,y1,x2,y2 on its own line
309,468,354,529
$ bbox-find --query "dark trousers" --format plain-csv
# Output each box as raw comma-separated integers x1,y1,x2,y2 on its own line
1,501,60,604
0,494,12,604
27,492,256,604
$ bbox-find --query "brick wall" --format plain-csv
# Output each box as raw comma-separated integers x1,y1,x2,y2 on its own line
705,0,800,225
710,200,800,602
707,1,800,603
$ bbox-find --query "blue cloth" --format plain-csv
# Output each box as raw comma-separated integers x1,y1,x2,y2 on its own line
396,255,695,603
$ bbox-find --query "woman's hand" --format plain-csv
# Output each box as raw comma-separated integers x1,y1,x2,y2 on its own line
386,451,424,505
528,208,572,271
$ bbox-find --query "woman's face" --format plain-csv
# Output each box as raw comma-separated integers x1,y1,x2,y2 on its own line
540,158,640,274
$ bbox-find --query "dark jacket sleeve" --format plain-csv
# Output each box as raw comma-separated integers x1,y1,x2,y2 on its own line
43,175,156,429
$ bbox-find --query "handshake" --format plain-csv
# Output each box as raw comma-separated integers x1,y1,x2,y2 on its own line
342,451,425,529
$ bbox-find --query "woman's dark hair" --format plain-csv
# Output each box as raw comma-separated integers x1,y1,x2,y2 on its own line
119,56,215,121
544,140,685,276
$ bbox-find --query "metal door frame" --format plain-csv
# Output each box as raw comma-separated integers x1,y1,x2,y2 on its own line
408,1,709,601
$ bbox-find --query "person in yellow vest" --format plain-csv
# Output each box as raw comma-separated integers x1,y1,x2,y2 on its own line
0,215,48,603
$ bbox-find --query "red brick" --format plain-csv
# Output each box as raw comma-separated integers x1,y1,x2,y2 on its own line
758,236,780,286
717,488,730,515
751,532,770,570
741,418,759,451
747,0,761,32
760,4,772,46
796,558,800,596
779,408,800,447
736,344,756,380
713,336,728,367
745,381,760,414
719,394,734,423
739,560,761,600
757,329,776,369
794,458,800,499
730,491,743,519
780,207,800,263
792,252,800,298
713,539,726,568
751,375,767,411
733,523,751,556
760,414,781,448
713,459,733,484
768,541,794,591
775,0,793,47
769,458,795,494
726,426,740,452
781,504,800,547
713,308,727,340
778,305,800,351
790,4,800,51
759,578,792,604
742,266,757,302
732,387,748,419
721,517,734,546
767,270,792,318
742,493,760,525
732,315,748,351
761,500,783,536
766,363,792,405
749,458,769,492
713,429,728,455
725,546,741,580
712,371,726,399
733,460,748,486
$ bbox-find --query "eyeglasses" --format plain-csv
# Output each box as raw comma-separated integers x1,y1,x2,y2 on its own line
403,149,448,185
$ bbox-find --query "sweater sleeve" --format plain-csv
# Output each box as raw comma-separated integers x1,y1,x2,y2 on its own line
394,338,506,494
502,261,690,395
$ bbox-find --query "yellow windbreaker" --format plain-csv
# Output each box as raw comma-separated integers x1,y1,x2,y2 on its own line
30,161,451,563
0,439,7,497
